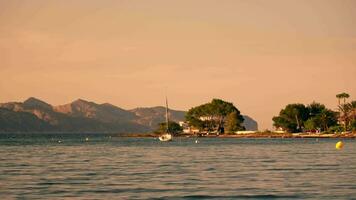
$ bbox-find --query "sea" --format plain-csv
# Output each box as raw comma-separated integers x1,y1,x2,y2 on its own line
0,133,355,200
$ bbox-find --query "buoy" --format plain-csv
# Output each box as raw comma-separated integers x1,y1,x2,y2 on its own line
336,141,344,150
58,140,62,143
85,137,89,141
195,140,199,144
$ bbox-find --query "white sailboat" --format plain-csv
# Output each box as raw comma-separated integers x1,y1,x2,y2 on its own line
158,97,173,142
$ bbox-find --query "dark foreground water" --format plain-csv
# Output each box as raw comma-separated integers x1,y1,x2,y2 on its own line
0,134,355,199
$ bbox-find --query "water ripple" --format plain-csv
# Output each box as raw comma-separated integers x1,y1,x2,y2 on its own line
0,134,356,199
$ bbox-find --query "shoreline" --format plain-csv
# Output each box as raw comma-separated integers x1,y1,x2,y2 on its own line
120,132,356,139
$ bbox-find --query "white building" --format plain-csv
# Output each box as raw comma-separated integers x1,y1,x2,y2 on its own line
179,121,199,134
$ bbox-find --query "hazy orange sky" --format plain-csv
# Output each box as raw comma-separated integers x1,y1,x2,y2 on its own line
1,0,356,129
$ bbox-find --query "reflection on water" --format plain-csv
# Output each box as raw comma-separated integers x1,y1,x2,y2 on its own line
0,134,356,199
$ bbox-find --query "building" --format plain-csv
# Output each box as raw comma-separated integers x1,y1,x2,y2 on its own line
179,121,199,134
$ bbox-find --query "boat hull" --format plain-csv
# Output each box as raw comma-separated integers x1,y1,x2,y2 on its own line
159,134,173,142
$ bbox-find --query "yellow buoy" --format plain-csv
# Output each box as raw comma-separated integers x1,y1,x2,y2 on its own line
336,141,344,150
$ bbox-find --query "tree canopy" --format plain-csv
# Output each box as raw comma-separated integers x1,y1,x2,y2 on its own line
185,99,244,133
338,100,356,131
273,102,337,133
336,92,350,105
155,121,183,135
272,103,309,133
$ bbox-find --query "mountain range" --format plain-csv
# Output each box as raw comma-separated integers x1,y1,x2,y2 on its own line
0,97,258,133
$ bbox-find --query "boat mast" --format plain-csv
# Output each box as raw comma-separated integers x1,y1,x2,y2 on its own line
165,96,169,133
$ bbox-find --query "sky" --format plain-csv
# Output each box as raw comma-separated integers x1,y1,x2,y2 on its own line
0,0,356,130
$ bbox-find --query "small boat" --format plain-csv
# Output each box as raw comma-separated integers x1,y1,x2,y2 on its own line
159,133,172,142
158,96,173,142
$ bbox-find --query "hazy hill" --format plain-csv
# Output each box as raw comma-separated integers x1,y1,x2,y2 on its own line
0,108,52,132
0,97,258,133
0,97,62,126
54,99,137,123
130,106,186,129
23,97,53,110
0,97,149,133
242,115,258,131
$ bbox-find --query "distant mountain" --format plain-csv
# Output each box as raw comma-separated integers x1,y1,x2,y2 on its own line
23,97,53,110
0,97,149,133
0,107,52,132
0,97,62,125
0,97,258,133
242,115,258,131
130,106,186,130
54,99,137,123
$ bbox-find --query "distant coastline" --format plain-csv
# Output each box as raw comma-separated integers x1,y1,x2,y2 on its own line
120,132,356,139
0,97,258,134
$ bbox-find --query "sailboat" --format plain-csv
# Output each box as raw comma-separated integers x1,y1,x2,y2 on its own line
158,97,173,142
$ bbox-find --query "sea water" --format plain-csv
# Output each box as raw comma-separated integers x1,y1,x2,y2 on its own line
0,133,355,199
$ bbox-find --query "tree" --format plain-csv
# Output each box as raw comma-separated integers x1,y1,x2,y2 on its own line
156,121,183,135
317,109,337,131
272,103,309,133
336,93,343,106
336,93,351,131
306,102,337,132
225,111,245,133
338,100,356,131
342,93,350,104
351,120,356,132
350,101,356,132
304,118,316,131
185,99,244,133
308,102,326,117
336,92,350,105
274,102,338,133
349,101,356,121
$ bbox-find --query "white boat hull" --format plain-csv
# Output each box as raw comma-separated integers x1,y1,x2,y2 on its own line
159,134,173,142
